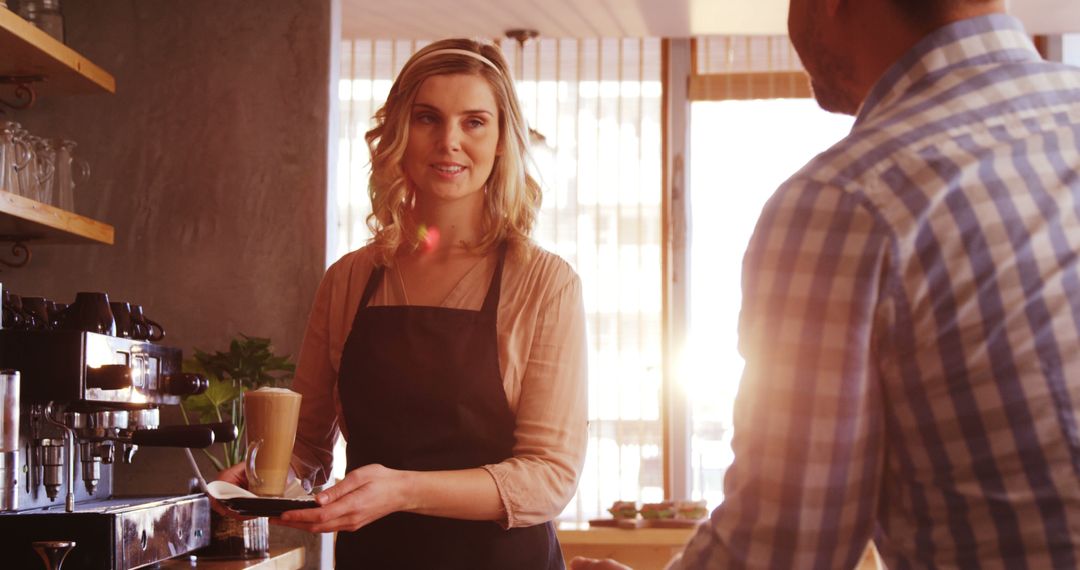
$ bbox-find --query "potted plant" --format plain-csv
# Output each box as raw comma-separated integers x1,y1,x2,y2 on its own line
179,334,296,559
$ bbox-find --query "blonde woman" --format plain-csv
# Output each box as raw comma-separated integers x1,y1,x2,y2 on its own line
218,38,588,568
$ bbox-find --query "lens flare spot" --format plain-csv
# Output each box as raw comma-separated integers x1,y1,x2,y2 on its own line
418,224,440,252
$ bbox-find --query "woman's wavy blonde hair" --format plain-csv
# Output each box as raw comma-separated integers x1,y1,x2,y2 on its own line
364,38,541,265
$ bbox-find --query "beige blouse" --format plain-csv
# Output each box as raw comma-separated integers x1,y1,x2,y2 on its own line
289,241,588,528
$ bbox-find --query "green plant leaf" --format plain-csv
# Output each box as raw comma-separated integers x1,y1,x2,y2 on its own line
180,332,296,470
181,376,242,423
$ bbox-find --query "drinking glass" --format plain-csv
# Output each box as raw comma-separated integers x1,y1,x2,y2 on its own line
53,138,89,212
12,128,33,197
31,138,57,205
0,122,30,194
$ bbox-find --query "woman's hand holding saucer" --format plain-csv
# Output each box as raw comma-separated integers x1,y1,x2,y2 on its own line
210,462,255,520
275,463,406,533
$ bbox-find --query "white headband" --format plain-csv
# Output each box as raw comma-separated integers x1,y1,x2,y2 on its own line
409,48,501,74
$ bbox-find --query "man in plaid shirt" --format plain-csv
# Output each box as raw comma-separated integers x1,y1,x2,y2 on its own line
574,0,1080,568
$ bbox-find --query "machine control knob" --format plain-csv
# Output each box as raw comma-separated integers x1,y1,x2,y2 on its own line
86,365,131,391
162,373,209,396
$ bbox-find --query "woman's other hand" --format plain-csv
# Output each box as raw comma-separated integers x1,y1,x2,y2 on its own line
275,463,406,533
569,557,634,570
216,461,249,488
210,462,250,519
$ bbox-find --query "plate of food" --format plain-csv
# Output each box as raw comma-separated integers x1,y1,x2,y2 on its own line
589,499,710,529
640,500,708,528
206,480,319,517
675,499,708,520
587,500,640,528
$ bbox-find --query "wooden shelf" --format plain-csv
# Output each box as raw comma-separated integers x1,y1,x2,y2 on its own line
0,7,115,96
0,189,113,244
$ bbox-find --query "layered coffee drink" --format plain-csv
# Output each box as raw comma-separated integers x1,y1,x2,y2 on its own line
243,387,302,496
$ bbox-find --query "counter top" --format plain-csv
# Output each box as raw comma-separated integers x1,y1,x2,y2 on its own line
558,526,696,546
557,527,693,569
557,527,882,569
159,546,305,570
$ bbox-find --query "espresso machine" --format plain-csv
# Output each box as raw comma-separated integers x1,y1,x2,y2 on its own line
0,292,231,569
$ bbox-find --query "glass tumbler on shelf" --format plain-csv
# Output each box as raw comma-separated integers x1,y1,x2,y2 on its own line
33,138,59,206
17,0,64,43
11,127,37,198
0,122,31,194
53,139,88,212
18,135,55,203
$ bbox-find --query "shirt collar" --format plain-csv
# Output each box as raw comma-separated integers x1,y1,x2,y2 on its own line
855,14,1040,126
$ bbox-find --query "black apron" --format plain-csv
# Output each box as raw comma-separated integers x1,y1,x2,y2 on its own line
335,245,564,570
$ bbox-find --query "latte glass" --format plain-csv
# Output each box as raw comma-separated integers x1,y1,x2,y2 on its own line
243,388,302,496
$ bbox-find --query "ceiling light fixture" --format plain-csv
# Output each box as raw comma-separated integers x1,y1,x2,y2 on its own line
504,29,540,48
502,29,550,151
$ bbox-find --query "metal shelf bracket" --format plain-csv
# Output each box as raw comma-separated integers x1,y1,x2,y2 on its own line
0,239,32,268
0,74,44,112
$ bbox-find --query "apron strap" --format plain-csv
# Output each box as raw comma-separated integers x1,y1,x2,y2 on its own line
359,265,386,309
480,242,508,315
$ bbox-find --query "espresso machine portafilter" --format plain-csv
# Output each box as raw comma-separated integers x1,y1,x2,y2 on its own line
0,328,235,570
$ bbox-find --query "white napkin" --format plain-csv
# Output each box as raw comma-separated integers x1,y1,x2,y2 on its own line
206,479,314,501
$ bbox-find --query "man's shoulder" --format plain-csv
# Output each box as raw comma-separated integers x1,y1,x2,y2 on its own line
765,123,915,233
779,128,881,194
780,57,1080,236
852,58,1080,171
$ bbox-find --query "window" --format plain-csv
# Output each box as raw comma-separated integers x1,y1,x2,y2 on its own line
1065,34,1080,65
684,36,854,505
336,39,664,523
687,99,853,505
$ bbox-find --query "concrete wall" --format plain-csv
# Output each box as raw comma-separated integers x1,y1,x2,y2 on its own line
6,1,332,565
11,0,330,365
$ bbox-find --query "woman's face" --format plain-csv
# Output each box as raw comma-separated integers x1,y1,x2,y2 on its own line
404,73,501,207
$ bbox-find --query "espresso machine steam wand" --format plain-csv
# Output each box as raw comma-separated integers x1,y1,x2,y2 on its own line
41,404,76,512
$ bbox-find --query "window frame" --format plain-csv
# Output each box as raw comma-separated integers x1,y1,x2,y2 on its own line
660,37,820,502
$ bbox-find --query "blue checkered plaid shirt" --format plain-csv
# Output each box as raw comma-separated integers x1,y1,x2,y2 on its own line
671,14,1080,569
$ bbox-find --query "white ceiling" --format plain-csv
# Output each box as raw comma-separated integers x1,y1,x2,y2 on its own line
341,0,1080,39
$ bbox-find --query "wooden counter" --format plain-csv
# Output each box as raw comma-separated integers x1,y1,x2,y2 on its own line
559,527,694,570
558,526,884,570
159,546,305,570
